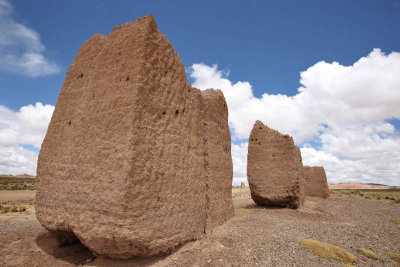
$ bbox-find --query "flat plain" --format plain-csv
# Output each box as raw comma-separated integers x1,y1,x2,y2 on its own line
0,186,399,266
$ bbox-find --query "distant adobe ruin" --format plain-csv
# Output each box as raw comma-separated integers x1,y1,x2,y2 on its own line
35,15,233,259
247,121,305,208
303,166,330,198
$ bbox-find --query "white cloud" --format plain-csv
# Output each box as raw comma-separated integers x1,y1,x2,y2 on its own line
231,142,248,185
0,0,60,77
0,145,37,175
190,49,400,186
0,103,54,175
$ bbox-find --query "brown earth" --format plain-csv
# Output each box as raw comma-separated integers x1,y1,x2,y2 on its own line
1,190,399,266
0,190,35,202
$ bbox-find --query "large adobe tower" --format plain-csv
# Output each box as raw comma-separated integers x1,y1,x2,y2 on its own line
35,15,233,259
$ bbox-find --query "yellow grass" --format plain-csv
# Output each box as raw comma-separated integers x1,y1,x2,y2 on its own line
357,248,380,260
376,212,385,217
390,218,400,225
300,239,358,263
330,189,400,203
341,264,356,267
0,205,27,213
234,208,251,212
388,252,400,262
355,232,366,238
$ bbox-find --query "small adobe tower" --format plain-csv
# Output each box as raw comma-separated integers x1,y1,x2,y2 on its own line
303,166,330,198
247,120,305,208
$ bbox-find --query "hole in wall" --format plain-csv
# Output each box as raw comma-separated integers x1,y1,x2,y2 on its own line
77,74,84,79
162,111,166,115
175,110,179,115
68,121,71,125
126,77,129,81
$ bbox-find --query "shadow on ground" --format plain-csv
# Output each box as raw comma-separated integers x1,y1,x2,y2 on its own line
35,231,94,265
35,230,169,266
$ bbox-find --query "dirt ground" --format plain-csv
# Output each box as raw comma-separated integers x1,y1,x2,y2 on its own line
0,190,35,202
0,189,399,266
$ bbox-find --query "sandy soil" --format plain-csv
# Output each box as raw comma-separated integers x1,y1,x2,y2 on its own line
0,190,35,202
0,190,399,266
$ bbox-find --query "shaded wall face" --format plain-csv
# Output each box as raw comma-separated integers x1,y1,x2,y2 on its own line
202,89,234,231
303,166,330,198
247,121,305,209
35,15,233,259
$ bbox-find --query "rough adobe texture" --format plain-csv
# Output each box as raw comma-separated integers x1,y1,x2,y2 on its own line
303,166,330,198
247,120,305,208
201,89,234,231
35,15,233,259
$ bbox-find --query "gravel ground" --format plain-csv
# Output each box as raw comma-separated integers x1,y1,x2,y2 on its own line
0,194,399,266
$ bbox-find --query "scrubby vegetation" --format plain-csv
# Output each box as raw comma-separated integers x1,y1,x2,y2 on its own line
234,208,251,212
0,176,35,190
355,232,366,238
357,248,380,260
331,189,400,204
300,239,358,263
0,204,27,213
388,252,400,262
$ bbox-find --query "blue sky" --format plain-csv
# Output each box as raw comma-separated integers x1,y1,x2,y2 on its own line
0,0,400,185
2,0,400,108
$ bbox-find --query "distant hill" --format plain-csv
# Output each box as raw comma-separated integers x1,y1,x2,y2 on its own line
0,174,35,179
329,182,399,190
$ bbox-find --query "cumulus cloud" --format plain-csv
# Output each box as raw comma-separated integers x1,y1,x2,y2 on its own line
190,49,400,186
0,103,54,175
231,142,248,184
0,0,60,76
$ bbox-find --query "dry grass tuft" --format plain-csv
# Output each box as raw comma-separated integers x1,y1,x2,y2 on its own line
347,203,355,207
0,205,27,213
355,232,366,238
390,218,400,225
1,205,11,213
357,248,380,260
388,252,400,262
341,264,356,267
234,208,251,213
18,206,27,212
300,239,358,263
376,212,385,217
